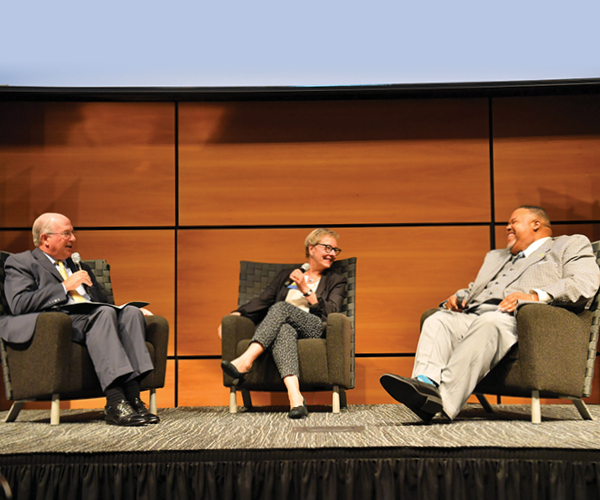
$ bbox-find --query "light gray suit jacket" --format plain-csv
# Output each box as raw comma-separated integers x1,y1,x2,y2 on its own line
458,235,600,313
0,248,108,344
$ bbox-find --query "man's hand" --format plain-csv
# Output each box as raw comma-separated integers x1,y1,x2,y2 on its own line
62,270,92,292
217,312,241,338
498,292,538,313
445,295,466,312
140,308,153,316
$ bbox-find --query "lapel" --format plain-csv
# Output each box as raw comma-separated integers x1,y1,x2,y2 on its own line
32,247,63,282
510,238,554,280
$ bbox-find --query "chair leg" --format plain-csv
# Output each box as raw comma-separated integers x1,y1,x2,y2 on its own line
50,393,60,425
572,398,593,420
241,389,253,409
475,393,494,413
340,388,348,409
531,390,541,424
4,401,25,423
229,386,238,413
149,388,157,415
332,386,340,414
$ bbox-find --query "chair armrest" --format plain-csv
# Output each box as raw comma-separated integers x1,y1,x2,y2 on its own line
517,303,593,396
4,312,73,400
325,312,352,387
221,315,256,362
420,308,440,330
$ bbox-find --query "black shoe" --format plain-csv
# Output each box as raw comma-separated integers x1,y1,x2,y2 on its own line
130,398,160,424
288,398,308,419
379,374,443,423
105,400,147,426
221,360,249,385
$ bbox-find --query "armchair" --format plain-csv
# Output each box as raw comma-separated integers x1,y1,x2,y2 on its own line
221,258,356,414
0,251,169,425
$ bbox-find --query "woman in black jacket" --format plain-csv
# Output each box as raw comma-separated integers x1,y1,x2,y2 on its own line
219,228,347,418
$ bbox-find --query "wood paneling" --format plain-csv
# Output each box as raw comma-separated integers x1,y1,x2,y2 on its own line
493,95,600,222
177,226,490,356
178,100,490,226
0,102,175,228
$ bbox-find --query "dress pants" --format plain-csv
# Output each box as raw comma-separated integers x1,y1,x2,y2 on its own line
252,301,323,379
69,305,154,391
412,306,518,419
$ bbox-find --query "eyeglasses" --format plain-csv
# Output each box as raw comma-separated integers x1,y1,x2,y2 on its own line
315,243,342,256
47,231,76,239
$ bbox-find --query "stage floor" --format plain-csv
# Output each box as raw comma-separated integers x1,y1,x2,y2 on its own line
2,403,600,455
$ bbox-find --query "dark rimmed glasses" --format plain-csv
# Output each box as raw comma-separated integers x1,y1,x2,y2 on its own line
315,243,342,256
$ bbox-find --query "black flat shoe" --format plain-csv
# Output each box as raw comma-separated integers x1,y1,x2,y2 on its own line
221,360,249,385
379,374,443,423
288,398,308,419
105,400,147,426
130,397,160,424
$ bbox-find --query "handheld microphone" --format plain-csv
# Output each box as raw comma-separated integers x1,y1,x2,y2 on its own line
284,263,310,286
71,252,82,271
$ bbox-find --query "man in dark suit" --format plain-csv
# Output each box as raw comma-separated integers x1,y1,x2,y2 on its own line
380,205,600,422
1,213,159,426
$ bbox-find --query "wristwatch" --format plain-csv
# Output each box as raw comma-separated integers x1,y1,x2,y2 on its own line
303,290,313,297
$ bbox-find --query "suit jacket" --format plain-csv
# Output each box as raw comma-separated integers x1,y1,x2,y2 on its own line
458,235,600,313
236,267,347,331
0,248,108,343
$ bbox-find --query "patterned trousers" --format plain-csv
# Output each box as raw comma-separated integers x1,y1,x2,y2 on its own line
252,301,323,379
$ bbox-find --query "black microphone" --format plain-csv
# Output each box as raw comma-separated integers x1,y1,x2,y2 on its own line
284,263,310,286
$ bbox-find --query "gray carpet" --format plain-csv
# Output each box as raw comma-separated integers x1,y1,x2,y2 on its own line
2,403,600,455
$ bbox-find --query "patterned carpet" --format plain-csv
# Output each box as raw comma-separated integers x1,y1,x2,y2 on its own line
2,403,600,455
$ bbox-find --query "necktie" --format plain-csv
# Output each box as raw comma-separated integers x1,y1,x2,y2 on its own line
512,251,525,264
56,260,87,303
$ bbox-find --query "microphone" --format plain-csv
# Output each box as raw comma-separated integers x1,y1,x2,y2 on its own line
284,263,310,286
71,252,82,271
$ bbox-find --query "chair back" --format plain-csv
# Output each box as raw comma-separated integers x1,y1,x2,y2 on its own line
82,259,115,305
0,251,11,317
582,240,600,397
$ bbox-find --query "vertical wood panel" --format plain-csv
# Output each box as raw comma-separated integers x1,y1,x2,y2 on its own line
177,226,490,356
178,100,490,226
0,102,176,228
493,95,600,222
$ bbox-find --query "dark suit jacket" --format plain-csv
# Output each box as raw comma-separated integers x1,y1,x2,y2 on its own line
0,248,108,343
236,267,347,331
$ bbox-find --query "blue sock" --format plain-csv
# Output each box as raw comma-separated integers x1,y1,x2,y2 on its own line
416,375,438,387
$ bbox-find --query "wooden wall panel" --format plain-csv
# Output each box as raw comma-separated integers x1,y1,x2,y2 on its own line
178,100,490,226
177,226,490,356
493,95,600,222
0,102,176,228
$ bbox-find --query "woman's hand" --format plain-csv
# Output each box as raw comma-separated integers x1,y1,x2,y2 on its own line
218,312,241,338
289,269,309,294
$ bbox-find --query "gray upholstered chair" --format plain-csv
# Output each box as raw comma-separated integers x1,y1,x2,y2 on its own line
420,240,600,424
0,251,169,425
221,258,356,414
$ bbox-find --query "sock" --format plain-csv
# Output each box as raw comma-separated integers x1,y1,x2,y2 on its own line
123,379,141,402
105,385,126,407
416,375,438,387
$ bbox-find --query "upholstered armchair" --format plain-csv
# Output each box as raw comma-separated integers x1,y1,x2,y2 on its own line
0,251,169,425
221,258,356,413
420,240,600,423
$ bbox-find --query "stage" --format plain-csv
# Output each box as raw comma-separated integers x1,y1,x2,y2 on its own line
2,403,600,499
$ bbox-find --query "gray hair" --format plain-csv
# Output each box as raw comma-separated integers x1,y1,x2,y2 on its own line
305,228,339,258
32,213,60,246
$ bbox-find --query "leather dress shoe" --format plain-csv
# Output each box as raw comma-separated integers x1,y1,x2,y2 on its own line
379,374,443,423
288,398,308,419
105,400,147,426
130,397,160,424
221,360,249,385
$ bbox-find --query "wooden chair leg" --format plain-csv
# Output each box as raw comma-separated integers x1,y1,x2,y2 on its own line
5,401,25,423
531,390,541,424
229,386,238,413
475,393,494,413
332,386,340,414
50,393,60,425
149,388,157,415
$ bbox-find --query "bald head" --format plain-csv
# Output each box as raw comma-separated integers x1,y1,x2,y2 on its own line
32,213,71,247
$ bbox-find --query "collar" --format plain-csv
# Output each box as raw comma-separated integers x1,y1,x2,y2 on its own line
522,236,551,258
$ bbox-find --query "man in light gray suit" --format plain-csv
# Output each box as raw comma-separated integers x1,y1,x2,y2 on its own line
1,213,159,426
380,205,600,422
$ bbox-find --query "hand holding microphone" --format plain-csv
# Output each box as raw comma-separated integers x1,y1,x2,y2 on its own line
284,263,310,286
66,252,92,291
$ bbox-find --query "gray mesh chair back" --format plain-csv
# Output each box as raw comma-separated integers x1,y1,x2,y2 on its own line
583,240,600,397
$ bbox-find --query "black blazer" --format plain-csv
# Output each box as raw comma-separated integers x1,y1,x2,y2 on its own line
236,267,347,331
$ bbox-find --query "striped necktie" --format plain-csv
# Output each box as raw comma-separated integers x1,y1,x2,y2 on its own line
56,260,87,303
512,251,525,264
